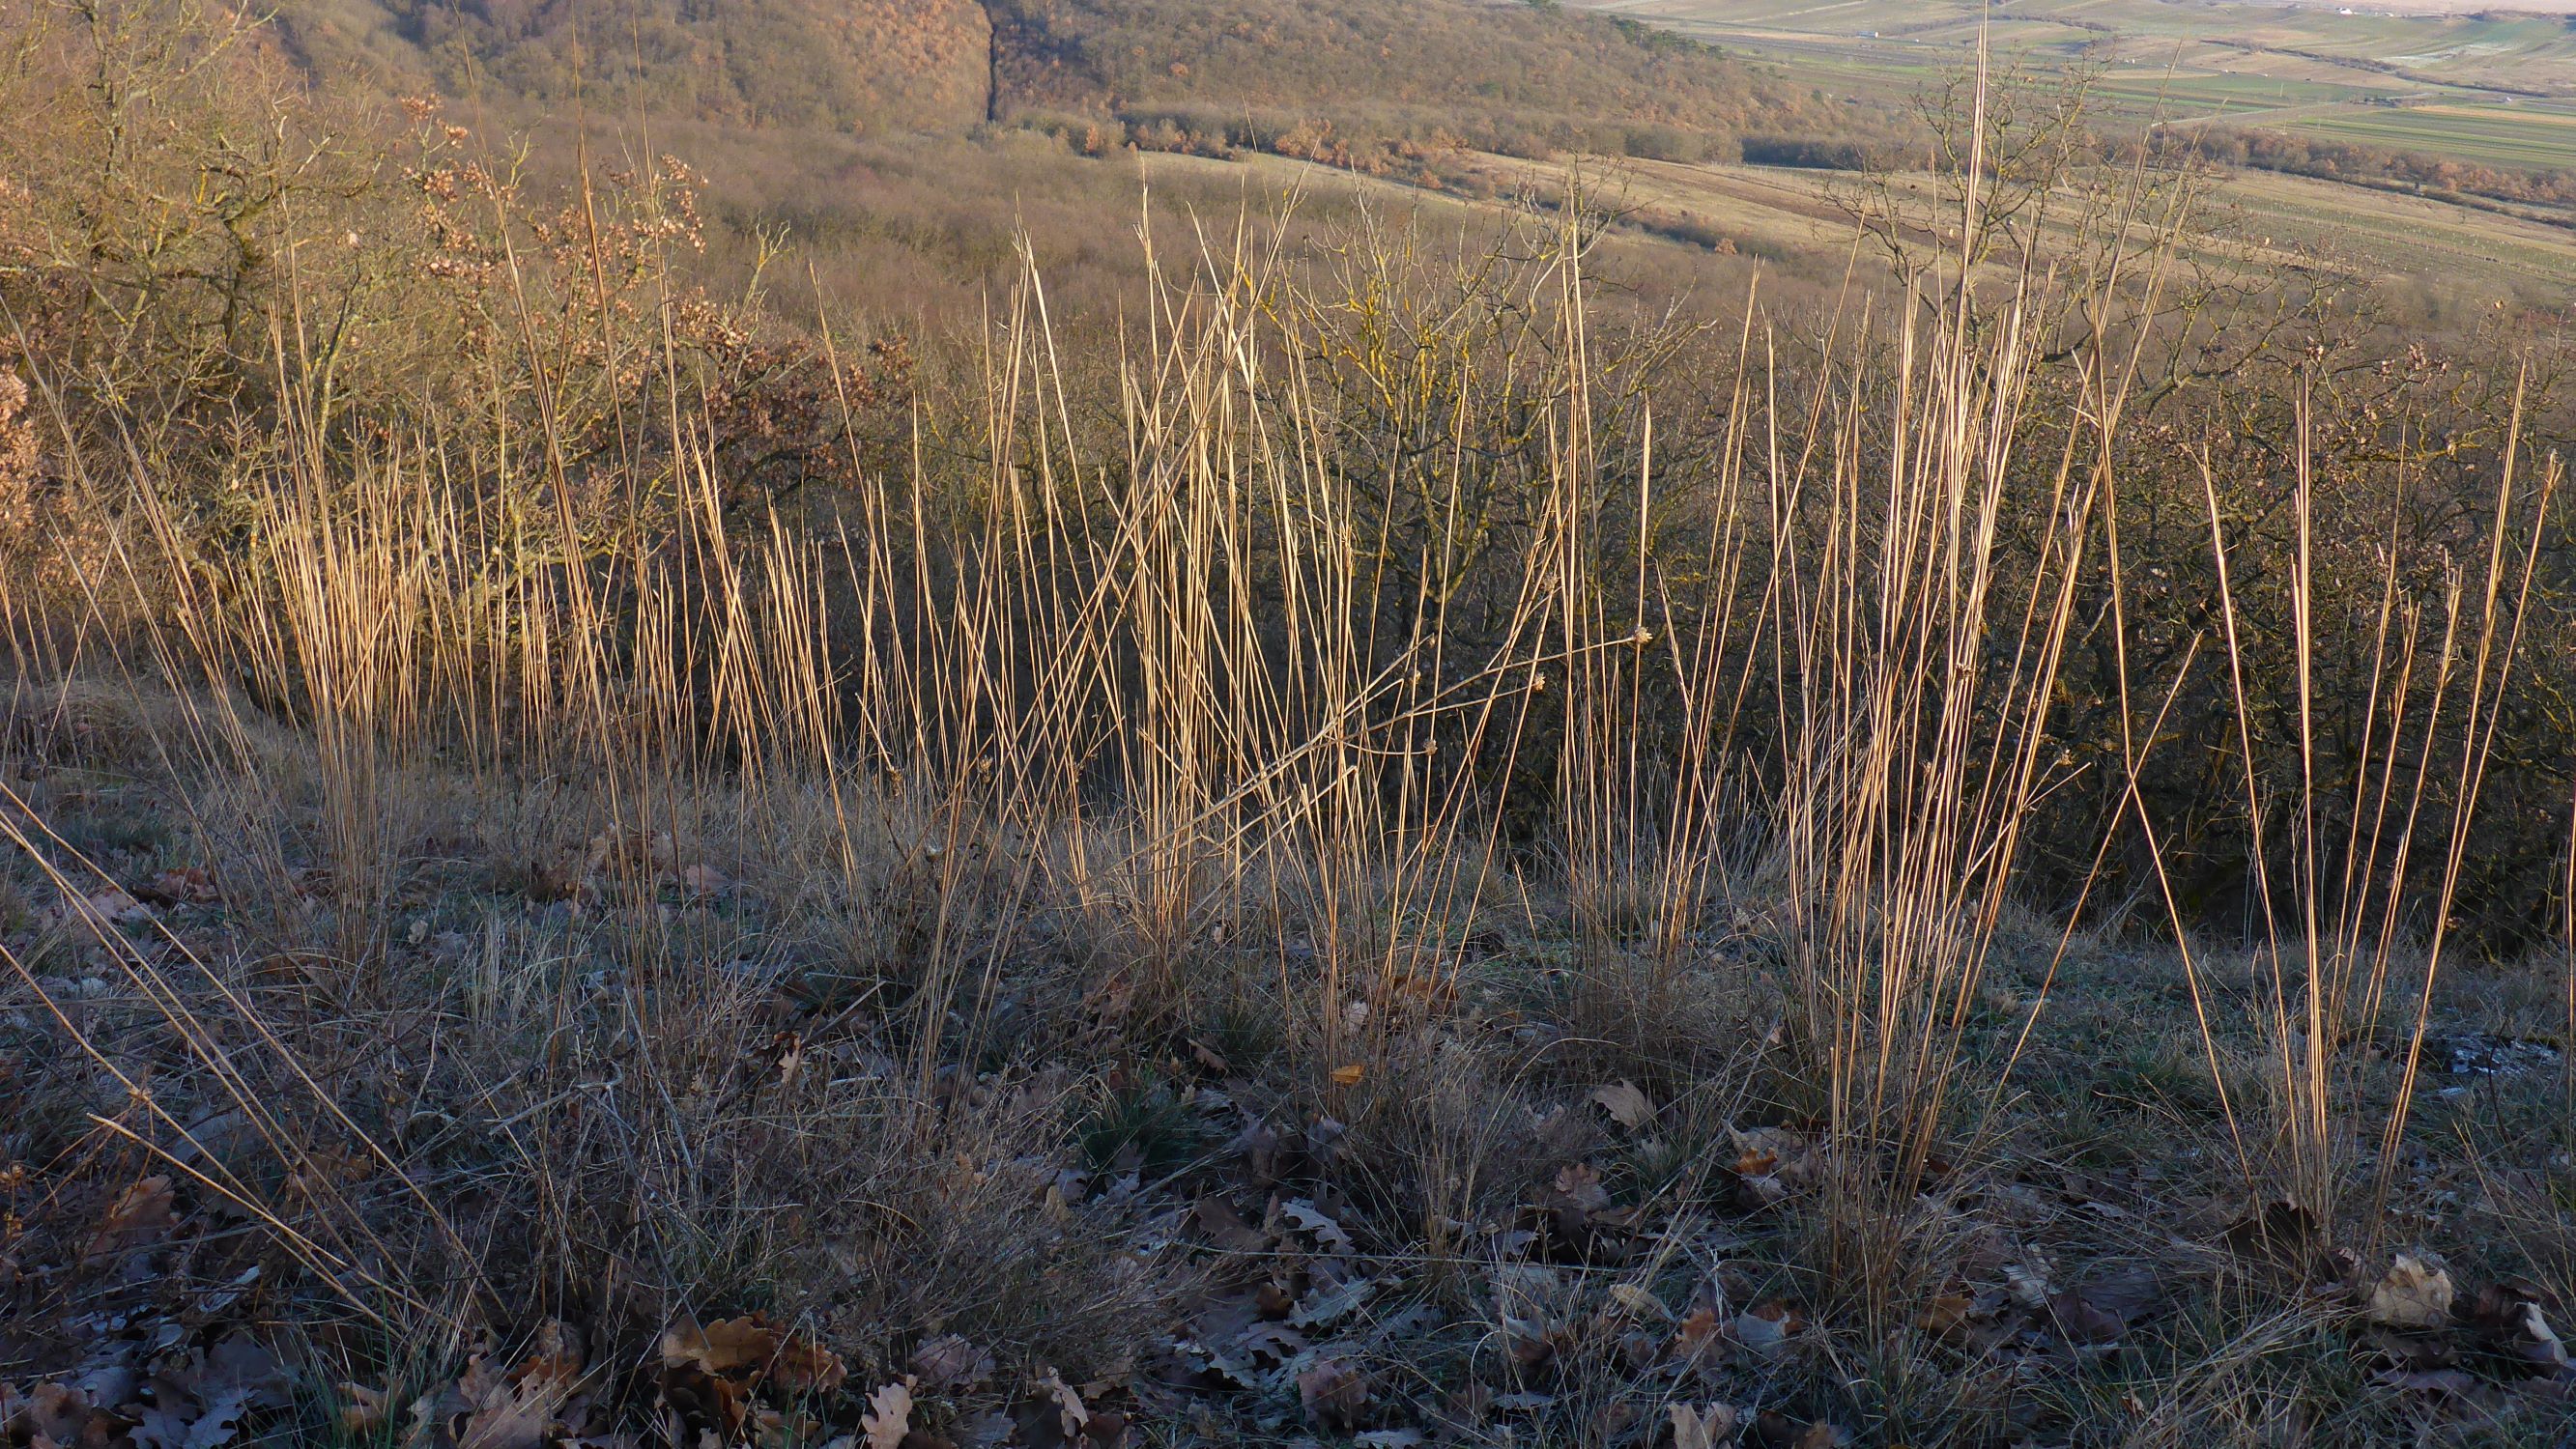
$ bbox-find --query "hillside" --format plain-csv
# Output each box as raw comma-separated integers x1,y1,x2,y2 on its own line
983,0,1864,160
278,0,1876,163
279,0,996,132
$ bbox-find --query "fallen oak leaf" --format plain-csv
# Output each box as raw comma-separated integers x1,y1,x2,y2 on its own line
1733,1300,1805,1358
2467,1289,2572,1375
1529,1162,1637,1263
2046,1288,2125,1348
2364,1253,2455,1330
26,1382,129,1448
861,1378,914,1449
1751,1409,1845,1448
910,1334,994,1392
1289,1273,1378,1329
1009,1370,1089,1449
1590,1081,1654,1131
1278,1197,1355,1253
1503,1313,1574,1371
66,884,155,925
1726,1125,1809,1179
1548,1162,1612,1214
2076,1263,2163,1323
658,1366,750,1445
2376,1367,2482,1398
2368,1328,2458,1378
1188,1195,1270,1253
1235,1321,1310,1365
1296,1357,1370,1431
439,1353,562,1449
132,1330,294,1448
1669,1306,1725,1366
584,826,676,879
129,1383,261,1449
136,867,218,905
2509,1303,2570,1374
1670,1402,1740,1449
2003,1253,2060,1309
661,1312,838,1393
2219,1197,2319,1262
1916,1292,1978,1339
1606,1283,1669,1321
83,1175,175,1261
661,1315,780,1378
338,1383,388,1435
769,1331,847,1398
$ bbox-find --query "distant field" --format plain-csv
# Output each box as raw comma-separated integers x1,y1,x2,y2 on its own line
1301,138,2576,312
2270,0,2576,13
2276,99,2576,170
1571,0,2576,142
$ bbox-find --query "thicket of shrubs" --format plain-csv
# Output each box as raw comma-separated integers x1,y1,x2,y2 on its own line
281,0,996,133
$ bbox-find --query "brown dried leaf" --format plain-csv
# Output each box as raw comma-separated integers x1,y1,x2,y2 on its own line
1296,1357,1370,1431
84,1175,175,1260
2219,1197,2319,1262
2080,1264,2163,1323
2365,1254,2455,1329
1589,1081,1654,1131
1606,1283,1669,1321
1188,1195,1270,1253
861,1378,914,1449
770,1332,847,1398
910,1334,994,1392
137,867,219,905
2046,1289,2125,1347
1751,1409,1845,1449
662,1315,780,1378
1670,1402,1739,1449
72,884,156,924
1550,1163,1611,1214
1917,1293,1977,1339
338,1383,388,1435
1009,1370,1089,1449
445,1353,560,1449
26,1383,125,1448
1727,1125,1807,1179
2377,1367,2481,1397
1277,1198,1354,1253
657,1366,749,1445
1503,1313,1572,1370
584,826,676,877
2469,1289,2572,1375
1670,1306,1724,1366
1734,1300,1805,1357
130,1384,262,1449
